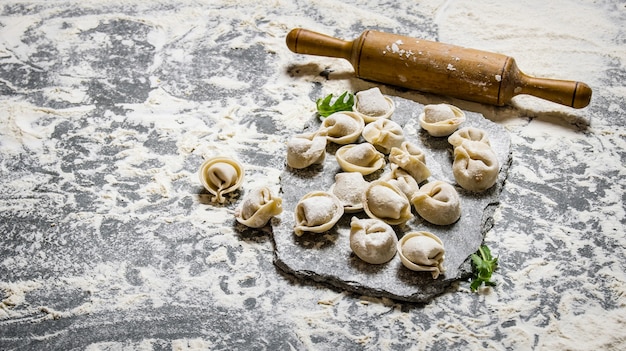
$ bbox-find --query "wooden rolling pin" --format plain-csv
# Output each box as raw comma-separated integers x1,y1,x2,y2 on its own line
286,28,592,108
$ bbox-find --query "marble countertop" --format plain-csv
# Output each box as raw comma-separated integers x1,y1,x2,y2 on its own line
1,1,624,350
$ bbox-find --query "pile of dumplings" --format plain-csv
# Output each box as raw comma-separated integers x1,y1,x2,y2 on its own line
198,87,500,281
285,87,500,279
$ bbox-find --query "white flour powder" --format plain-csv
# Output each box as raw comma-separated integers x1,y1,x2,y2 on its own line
1,0,624,350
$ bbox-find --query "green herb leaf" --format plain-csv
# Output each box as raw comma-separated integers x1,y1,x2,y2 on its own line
316,91,354,117
470,245,498,292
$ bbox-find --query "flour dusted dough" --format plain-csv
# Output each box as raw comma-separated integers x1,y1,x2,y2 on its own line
418,103,466,137
235,187,283,228
349,217,398,264
448,127,490,147
411,180,461,225
286,131,327,169
361,118,405,154
398,231,446,279
451,140,500,192
388,141,431,184
199,157,245,203
362,179,413,225
354,87,395,123
330,172,369,213
335,143,385,175
382,166,420,200
448,127,499,192
294,191,344,236
319,111,365,145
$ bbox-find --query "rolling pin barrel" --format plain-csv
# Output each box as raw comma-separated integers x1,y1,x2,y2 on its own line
286,28,591,108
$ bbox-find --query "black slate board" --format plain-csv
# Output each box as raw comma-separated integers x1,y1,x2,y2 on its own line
273,97,511,303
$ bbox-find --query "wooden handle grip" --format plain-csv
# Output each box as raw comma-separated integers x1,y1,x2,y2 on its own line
286,28,592,109
286,28,352,60
517,75,592,109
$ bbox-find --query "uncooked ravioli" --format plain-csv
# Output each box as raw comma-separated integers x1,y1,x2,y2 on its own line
235,187,283,228
451,140,499,192
362,179,413,225
397,231,446,279
411,180,461,226
418,103,466,137
319,111,364,145
286,131,327,169
294,191,344,236
335,143,385,175
361,118,405,154
199,156,245,203
388,141,431,184
330,172,369,213
353,87,395,123
349,217,398,264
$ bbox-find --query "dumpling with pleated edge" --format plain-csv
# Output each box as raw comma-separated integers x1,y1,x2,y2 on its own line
362,179,413,226
451,140,500,192
235,186,283,228
381,166,420,201
410,180,461,226
397,231,446,279
388,141,431,184
286,131,327,169
361,118,404,154
330,172,369,213
335,142,385,175
349,217,398,264
293,191,344,236
353,87,395,123
448,126,490,148
199,156,245,203
319,111,365,145
418,103,466,137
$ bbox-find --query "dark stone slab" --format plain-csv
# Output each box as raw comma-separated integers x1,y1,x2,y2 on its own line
273,96,512,303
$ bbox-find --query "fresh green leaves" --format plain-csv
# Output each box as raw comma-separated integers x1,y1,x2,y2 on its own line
470,245,498,292
316,91,354,118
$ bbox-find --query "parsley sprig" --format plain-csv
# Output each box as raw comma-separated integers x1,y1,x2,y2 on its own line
470,245,498,292
316,91,354,118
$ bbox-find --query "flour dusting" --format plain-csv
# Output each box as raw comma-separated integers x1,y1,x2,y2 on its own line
1,0,625,350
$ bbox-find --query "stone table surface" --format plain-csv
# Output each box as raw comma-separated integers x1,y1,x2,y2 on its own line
1,1,625,350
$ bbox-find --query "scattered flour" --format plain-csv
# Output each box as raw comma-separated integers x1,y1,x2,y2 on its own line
1,0,624,350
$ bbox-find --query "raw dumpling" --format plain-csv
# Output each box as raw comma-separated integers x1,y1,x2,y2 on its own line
448,127,499,192
353,87,395,123
388,141,431,184
286,131,327,169
335,143,385,175
361,118,405,154
362,180,413,226
410,180,461,225
349,217,398,264
235,187,283,228
452,140,500,192
448,127,490,148
319,111,364,145
419,103,466,137
397,231,446,279
199,157,244,203
294,191,344,236
330,172,369,213
382,166,420,200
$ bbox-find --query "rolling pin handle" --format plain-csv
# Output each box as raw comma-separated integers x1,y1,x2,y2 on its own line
573,82,593,109
286,28,353,61
517,74,592,109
